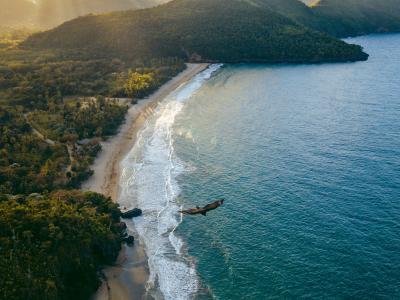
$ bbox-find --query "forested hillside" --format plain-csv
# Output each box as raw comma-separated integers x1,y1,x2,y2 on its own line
253,0,317,26
311,0,400,36
252,0,400,37
4,0,400,36
23,0,368,63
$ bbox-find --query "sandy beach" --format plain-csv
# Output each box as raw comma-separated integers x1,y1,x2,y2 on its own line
83,63,210,300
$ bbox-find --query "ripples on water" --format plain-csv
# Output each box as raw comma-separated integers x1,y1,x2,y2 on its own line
120,34,400,299
172,35,400,299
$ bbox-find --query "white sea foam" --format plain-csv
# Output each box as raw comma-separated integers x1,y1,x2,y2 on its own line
118,64,222,300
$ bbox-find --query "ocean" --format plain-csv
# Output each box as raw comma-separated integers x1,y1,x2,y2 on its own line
119,34,400,299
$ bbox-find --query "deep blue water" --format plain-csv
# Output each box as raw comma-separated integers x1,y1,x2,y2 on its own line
172,35,400,299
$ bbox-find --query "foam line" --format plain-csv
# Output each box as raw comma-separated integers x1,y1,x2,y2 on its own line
118,64,222,299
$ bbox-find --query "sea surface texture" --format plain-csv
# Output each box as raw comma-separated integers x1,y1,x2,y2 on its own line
120,34,400,299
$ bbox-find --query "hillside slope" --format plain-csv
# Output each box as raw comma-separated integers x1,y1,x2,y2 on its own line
254,0,316,25
23,0,368,63
254,0,400,37
311,0,400,36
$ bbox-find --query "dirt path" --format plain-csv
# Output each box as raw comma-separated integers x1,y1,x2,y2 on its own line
24,113,56,146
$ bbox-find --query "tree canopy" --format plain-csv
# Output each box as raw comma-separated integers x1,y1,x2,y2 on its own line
23,0,369,63
0,190,122,300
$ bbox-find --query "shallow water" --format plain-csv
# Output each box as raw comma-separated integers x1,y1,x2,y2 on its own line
121,34,400,299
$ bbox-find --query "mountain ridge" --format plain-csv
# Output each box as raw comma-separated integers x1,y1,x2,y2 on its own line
311,0,400,37
22,0,369,64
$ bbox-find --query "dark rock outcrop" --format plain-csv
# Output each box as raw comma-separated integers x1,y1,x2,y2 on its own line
115,222,128,231
123,235,135,245
121,208,142,219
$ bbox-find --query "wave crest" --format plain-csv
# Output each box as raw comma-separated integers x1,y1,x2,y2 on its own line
118,64,222,299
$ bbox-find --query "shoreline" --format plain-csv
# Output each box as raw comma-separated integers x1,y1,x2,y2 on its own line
83,63,210,300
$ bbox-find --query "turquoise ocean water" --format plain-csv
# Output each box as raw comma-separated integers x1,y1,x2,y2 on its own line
120,34,400,299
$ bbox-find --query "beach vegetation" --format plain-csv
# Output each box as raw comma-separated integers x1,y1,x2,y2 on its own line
0,30,184,299
0,32,185,195
124,71,155,99
0,30,185,297
0,190,122,300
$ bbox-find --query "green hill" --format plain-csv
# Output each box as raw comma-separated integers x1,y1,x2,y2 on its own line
23,0,368,63
248,0,326,34
311,0,400,36
253,0,316,23
252,0,400,37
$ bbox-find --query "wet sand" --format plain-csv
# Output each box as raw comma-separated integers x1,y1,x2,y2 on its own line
84,63,210,300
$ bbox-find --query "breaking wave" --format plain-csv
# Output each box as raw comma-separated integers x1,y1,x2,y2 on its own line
118,64,222,299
